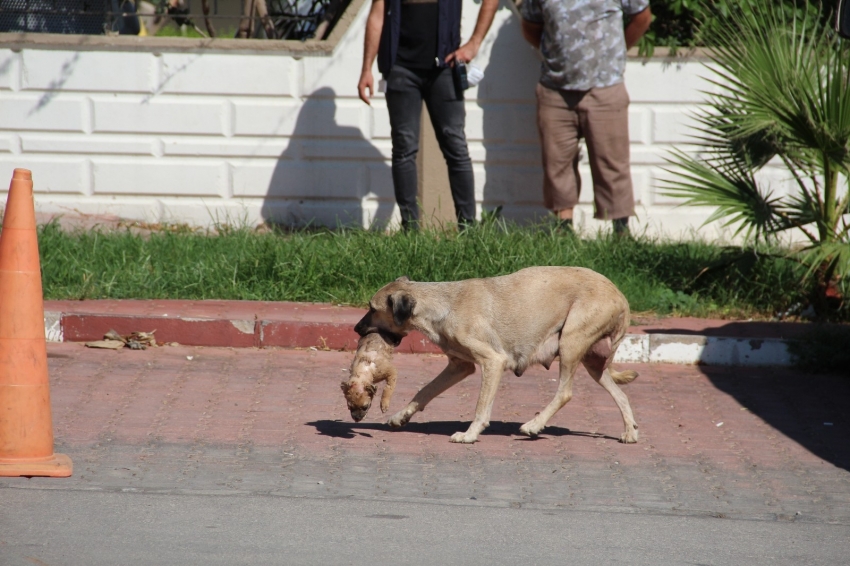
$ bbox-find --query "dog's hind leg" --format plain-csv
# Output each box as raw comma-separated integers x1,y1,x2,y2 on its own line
386,356,475,429
519,320,610,437
583,355,639,443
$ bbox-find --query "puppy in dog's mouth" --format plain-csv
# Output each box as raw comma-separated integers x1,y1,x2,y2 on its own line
341,331,399,422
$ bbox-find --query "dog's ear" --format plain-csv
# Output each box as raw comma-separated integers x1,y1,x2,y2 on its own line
340,381,350,393
395,275,410,282
365,383,377,396
388,292,415,327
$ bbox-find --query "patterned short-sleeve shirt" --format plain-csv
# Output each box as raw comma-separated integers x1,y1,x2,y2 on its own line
521,0,649,91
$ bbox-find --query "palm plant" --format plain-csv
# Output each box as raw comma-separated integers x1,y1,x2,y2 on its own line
663,2,850,318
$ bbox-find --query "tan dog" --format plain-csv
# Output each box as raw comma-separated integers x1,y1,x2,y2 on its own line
354,266,639,444
340,332,398,422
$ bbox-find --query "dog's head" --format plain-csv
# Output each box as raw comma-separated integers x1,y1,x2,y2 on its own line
340,379,377,422
354,276,416,341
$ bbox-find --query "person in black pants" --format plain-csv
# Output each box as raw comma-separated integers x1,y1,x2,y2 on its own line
357,0,498,230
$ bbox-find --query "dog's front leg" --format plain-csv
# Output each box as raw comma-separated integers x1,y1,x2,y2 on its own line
450,358,505,444
387,357,475,429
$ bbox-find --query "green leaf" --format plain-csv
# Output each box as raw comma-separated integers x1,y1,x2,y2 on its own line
662,150,784,240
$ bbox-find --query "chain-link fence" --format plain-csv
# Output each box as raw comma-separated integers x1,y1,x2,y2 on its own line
0,0,348,39
0,0,107,34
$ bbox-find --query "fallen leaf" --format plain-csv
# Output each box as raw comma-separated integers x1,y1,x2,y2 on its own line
85,339,126,350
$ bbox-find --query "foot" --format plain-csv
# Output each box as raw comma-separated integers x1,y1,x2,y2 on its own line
519,419,545,437
450,431,479,443
386,407,414,428
620,424,639,443
612,217,630,237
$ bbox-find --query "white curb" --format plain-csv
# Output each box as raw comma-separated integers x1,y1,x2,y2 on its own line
44,311,62,343
613,334,792,367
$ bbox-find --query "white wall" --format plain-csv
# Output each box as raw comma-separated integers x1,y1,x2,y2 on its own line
0,0,794,238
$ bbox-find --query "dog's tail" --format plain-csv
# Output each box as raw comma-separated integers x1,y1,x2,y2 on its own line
609,367,638,384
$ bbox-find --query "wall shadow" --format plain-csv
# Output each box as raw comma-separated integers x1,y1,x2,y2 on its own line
638,319,849,471
477,7,546,224
262,87,394,229
697,365,849,472
638,319,814,340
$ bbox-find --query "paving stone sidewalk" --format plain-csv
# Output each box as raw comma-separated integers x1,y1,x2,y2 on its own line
3,342,848,525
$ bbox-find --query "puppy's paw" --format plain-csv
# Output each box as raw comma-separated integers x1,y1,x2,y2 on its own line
449,431,478,444
386,410,411,428
620,425,639,444
519,421,543,438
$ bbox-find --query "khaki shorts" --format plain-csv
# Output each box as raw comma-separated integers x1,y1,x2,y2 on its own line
536,82,635,220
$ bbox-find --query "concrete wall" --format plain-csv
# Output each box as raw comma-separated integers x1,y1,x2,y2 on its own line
0,0,795,238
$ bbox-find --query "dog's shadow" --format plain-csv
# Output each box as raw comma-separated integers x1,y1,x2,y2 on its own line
306,419,619,442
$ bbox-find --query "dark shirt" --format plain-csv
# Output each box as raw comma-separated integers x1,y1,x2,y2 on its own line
395,0,439,70
377,0,462,76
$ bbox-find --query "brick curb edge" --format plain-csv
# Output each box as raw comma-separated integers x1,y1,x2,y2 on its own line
43,310,793,367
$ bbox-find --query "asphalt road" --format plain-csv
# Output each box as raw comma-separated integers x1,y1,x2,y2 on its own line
3,488,848,566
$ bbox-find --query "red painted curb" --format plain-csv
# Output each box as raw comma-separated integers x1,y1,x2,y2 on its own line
46,299,822,354
397,331,443,354
62,314,258,348
260,321,359,350
58,312,444,354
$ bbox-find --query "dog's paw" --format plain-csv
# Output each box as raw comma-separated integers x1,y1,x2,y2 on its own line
386,410,411,428
519,421,542,438
620,426,639,444
449,431,478,444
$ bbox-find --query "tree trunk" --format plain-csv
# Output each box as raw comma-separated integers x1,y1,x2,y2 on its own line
254,0,276,39
201,0,216,37
236,0,256,38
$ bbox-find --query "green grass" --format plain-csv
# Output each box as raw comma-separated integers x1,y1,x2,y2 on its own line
153,22,238,38
33,220,834,322
153,22,208,38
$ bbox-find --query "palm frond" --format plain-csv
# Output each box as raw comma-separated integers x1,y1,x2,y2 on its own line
704,4,850,173
794,241,850,282
662,150,784,240
664,2,850,316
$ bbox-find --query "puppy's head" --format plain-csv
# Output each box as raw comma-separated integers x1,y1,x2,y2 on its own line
340,379,377,422
354,276,415,341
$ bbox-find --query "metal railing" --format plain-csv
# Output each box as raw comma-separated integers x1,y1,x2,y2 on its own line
0,0,348,39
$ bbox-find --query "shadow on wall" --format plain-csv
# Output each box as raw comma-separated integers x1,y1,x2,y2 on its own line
477,7,546,224
261,87,394,229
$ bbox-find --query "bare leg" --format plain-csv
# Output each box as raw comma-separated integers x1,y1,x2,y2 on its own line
386,357,475,428
450,358,506,444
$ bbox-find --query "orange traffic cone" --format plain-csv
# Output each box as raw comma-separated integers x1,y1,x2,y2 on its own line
0,169,72,477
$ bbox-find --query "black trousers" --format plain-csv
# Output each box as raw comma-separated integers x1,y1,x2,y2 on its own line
385,65,476,229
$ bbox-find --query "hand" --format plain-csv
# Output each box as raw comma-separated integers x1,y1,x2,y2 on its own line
358,69,374,105
444,38,481,65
